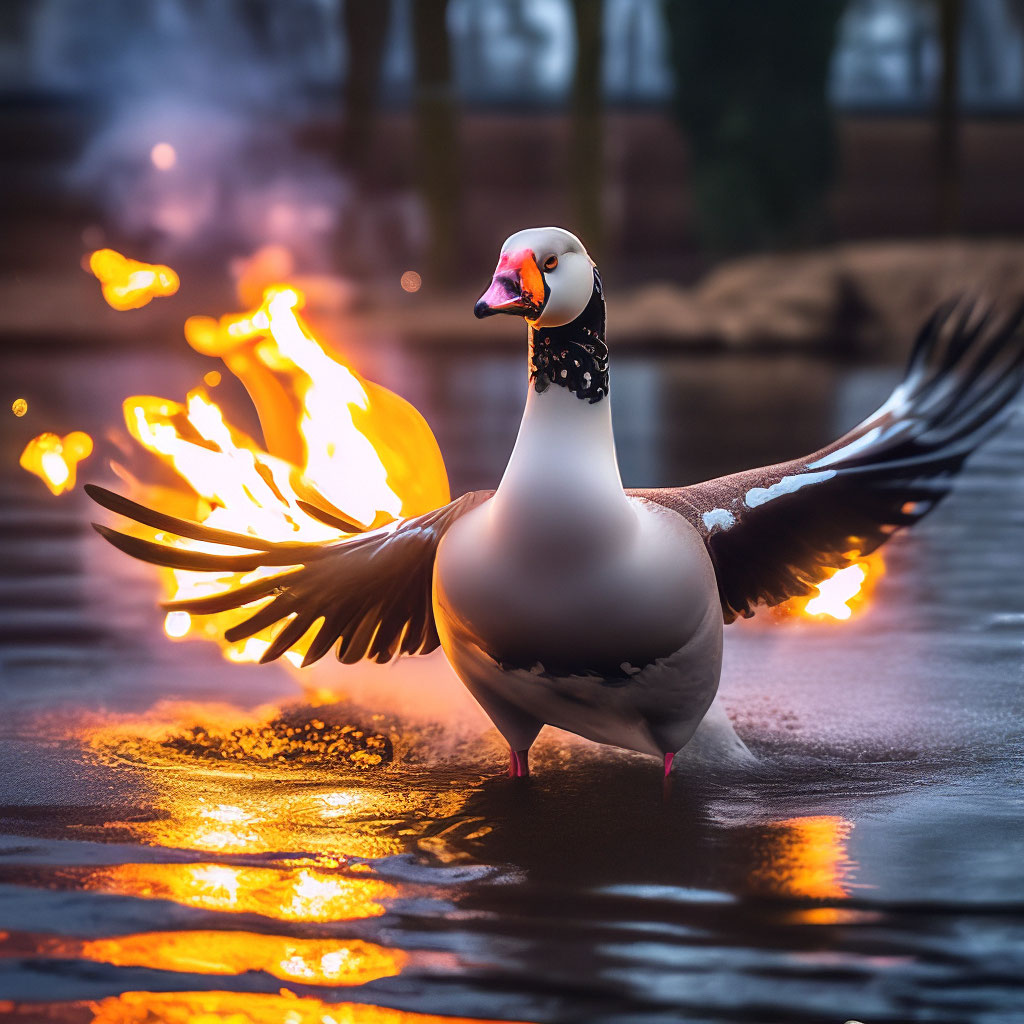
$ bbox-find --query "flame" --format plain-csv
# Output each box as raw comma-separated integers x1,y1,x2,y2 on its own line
115,277,448,664
800,552,884,621
804,564,866,620
19,431,93,495
88,248,180,310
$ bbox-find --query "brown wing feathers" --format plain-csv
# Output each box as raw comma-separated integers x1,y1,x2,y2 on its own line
87,484,492,666
632,298,1024,622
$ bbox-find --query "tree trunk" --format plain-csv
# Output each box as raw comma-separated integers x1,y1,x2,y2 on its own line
339,0,392,179
412,0,459,286
569,0,605,261
935,0,963,233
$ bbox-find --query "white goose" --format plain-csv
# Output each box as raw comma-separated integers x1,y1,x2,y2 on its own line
90,227,1024,778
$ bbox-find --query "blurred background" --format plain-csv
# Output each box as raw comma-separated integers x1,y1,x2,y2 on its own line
7,0,1024,493
5,0,1024,350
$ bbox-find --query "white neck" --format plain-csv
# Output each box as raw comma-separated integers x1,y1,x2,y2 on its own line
491,383,635,553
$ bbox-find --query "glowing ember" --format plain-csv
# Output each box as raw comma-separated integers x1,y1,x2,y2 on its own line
88,248,179,310
20,431,93,495
163,610,191,639
202,369,222,387
11,398,27,417
150,141,177,170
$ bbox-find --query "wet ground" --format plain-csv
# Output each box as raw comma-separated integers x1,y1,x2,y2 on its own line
1,341,1023,1023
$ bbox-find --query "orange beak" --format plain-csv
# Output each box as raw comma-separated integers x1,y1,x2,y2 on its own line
474,249,547,319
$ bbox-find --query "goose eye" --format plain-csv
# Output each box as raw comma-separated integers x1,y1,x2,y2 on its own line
543,254,558,272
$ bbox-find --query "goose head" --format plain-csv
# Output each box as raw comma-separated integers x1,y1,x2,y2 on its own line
475,226,608,404
474,226,596,328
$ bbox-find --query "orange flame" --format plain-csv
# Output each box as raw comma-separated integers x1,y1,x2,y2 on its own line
799,551,885,622
88,248,180,310
113,275,448,664
19,431,93,495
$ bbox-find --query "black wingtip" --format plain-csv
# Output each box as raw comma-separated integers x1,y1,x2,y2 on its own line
84,482,291,553
295,499,369,534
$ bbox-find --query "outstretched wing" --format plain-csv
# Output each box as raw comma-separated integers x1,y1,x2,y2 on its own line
87,485,492,665
630,299,1024,622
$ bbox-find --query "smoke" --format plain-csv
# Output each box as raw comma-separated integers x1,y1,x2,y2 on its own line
72,97,348,267
44,0,362,269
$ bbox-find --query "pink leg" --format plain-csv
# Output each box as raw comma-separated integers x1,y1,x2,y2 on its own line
662,751,675,800
508,747,531,778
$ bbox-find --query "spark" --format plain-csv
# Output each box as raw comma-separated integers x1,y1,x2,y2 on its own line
163,611,192,639
19,431,93,495
88,248,179,310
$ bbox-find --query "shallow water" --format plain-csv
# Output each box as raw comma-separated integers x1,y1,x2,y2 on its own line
1,344,1023,1023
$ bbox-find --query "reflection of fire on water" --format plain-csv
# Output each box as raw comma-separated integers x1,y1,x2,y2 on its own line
85,991,529,1024
85,698,481,856
64,704,493,1018
85,861,395,921
747,814,857,924
12,931,406,988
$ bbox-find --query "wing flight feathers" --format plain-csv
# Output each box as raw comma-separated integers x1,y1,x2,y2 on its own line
90,488,493,665
631,298,1024,621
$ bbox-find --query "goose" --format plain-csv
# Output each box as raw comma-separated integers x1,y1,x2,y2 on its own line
89,227,1024,778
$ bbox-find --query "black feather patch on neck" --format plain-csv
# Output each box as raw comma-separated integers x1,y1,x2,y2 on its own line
528,270,608,403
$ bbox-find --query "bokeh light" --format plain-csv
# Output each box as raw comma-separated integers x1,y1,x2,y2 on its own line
150,142,177,170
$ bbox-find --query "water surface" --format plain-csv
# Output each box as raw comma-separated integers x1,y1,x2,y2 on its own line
1,344,1022,1023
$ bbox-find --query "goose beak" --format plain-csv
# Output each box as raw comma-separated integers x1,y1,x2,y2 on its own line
474,249,547,319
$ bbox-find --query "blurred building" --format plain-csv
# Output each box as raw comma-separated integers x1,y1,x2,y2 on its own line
3,0,1024,283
